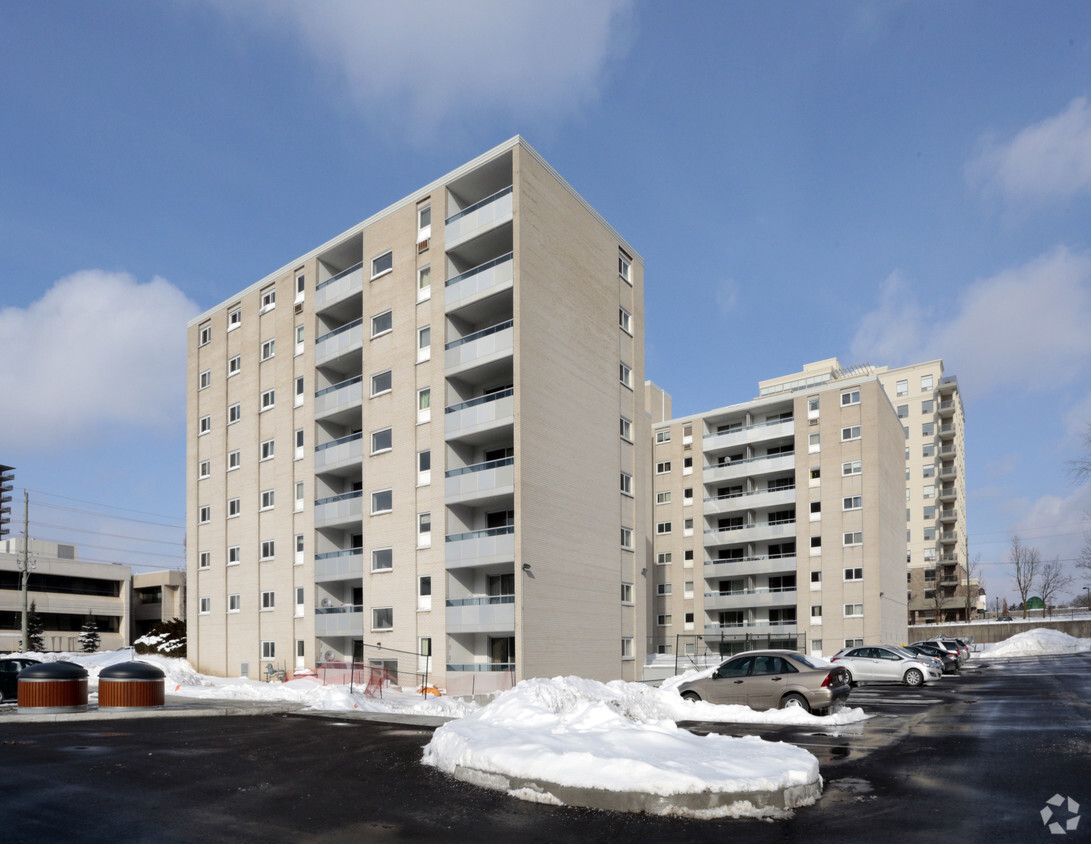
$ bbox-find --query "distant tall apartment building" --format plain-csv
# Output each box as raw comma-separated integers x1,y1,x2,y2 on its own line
186,138,650,692
649,366,909,660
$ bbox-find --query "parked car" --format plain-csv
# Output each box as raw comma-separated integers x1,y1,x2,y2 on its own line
676,649,851,714
902,643,959,674
829,645,942,686
929,638,969,661
887,644,945,676
909,639,962,667
0,657,40,703
999,615,1014,622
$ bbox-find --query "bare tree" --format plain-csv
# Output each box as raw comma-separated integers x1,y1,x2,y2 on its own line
1010,536,1041,620
1038,558,1073,617
928,573,946,624
1067,423,1091,484
959,553,983,620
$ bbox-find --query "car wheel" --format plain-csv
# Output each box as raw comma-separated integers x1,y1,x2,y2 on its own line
681,691,701,703
780,693,810,714
903,668,924,687
844,670,857,687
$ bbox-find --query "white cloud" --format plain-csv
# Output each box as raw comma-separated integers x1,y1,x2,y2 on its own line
0,271,201,449
968,96,1091,206
850,247,1091,400
208,0,636,135
1010,483,1091,568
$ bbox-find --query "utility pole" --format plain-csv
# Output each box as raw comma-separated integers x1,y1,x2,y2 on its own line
19,491,31,652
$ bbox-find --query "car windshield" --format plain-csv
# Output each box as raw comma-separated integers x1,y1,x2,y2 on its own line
786,653,823,670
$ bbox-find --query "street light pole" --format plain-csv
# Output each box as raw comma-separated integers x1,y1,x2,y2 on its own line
19,491,30,651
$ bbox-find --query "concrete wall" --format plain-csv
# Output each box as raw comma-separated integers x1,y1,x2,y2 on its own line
909,618,1091,645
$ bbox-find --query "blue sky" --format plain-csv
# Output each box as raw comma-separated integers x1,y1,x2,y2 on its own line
2,2,1090,604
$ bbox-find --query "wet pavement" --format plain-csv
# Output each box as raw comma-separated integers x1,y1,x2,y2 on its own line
0,653,1087,842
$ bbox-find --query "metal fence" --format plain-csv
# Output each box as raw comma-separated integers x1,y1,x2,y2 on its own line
670,632,807,676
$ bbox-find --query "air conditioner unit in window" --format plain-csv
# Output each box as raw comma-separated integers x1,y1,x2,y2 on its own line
294,303,303,314
417,238,430,253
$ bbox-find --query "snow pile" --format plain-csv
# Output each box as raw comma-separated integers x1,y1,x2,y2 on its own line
134,631,185,654
423,675,823,817
977,628,1091,659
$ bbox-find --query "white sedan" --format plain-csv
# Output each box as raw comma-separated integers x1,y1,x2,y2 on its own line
829,644,942,686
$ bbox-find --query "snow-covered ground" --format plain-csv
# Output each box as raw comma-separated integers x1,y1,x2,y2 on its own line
974,627,1091,659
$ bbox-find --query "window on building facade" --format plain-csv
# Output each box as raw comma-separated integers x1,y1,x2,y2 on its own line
844,603,864,617
371,251,393,279
620,527,633,549
841,425,861,441
371,310,392,337
371,370,392,396
227,450,240,471
844,567,863,580
198,505,210,524
228,546,240,565
260,389,275,411
843,495,862,510
371,607,393,631
620,473,632,495
260,539,275,560
619,362,633,388
199,369,211,390
261,591,275,610
842,460,862,476
371,489,392,514
841,389,860,406
620,417,632,441
896,379,908,396
921,374,934,391
618,250,632,283
260,286,275,312
198,550,210,569
228,594,241,612
372,548,393,572
260,439,274,460
260,339,275,361
656,461,670,474
260,489,274,510
228,308,241,330
417,265,431,301
371,428,392,454
198,460,210,479
261,641,275,659
843,532,863,546
198,415,211,436
199,323,211,346
199,596,210,614
228,355,241,377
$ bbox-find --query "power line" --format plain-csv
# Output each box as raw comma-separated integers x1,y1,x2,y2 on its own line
20,487,184,525
28,520,184,548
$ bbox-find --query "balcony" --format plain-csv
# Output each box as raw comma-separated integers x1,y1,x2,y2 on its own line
445,186,513,250
315,433,363,474
445,525,515,570
445,252,514,313
704,518,796,547
703,418,794,452
703,453,795,484
939,530,958,544
445,457,515,506
939,375,958,396
704,555,797,579
938,400,956,418
314,490,363,529
703,588,797,611
314,605,364,637
939,508,957,524
939,465,957,480
445,595,515,634
445,320,514,379
938,423,956,440
314,549,364,583
703,620,798,634
315,263,363,311
939,444,957,458
445,389,514,443
703,486,795,516
315,375,363,420
315,319,363,367
939,486,957,503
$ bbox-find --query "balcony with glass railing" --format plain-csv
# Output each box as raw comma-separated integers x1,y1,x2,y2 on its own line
445,594,515,634
315,262,364,311
445,186,513,249
445,388,514,442
314,490,363,528
704,517,796,547
445,457,515,505
315,318,363,367
703,418,795,452
703,618,798,634
703,453,796,484
445,252,514,313
314,548,364,583
445,320,514,377
939,508,958,523
315,375,363,420
445,525,515,569
315,432,363,474
940,530,958,544
939,464,957,480
938,423,956,440
703,587,797,611
314,604,364,637
704,554,797,578
703,485,795,516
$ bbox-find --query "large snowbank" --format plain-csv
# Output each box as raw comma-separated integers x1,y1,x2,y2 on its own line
422,675,823,817
976,628,1091,659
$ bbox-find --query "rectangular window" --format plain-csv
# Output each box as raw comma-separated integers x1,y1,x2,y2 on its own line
198,505,210,524
295,376,304,405
371,370,392,396
808,431,820,453
198,415,211,436
656,552,672,565
228,308,241,330
198,550,210,569
621,583,633,603
417,325,431,361
418,512,431,546
923,463,935,478
843,495,863,510
923,526,936,540
294,428,304,460
199,369,211,390
921,374,934,391
371,250,393,279
922,399,934,413
897,404,909,418
841,389,860,406
810,571,822,584
844,567,863,581
260,539,275,560
417,265,431,301
842,460,862,476
922,422,935,436
683,456,693,474
922,442,935,458
684,549,694,563
655,429,671,444
228,546,240,565
896,379,908,397
260,339,275,361
260,439,275,460
844,603,864,618
294,533,304,565
199,596,210,614
228,355,241,377
295,587,305,617
924,505,936,519
841,425,861,441
295,323,305,354
620,526,633,549
227,450,240,471
621,638,633,659
198,460,211,479
619,362,633,388
683,487,693,505
657,583,672,596
417,387,431,423
260,389,275,411
656,521,671,535
924,484,935,499
228,594,241,612
261,591,275,610
808,396,820,416
656,614,671,627
620,472,633,495
843,531,863,547
228,403,241,424
683,517,693,535
620,417,632,441
372,548,392,572
371,607,393,631
656,461,671,474
845,638,863,648
260,489,274,510
619,307,632,334
198,323,211,346
294,481,304,511
372,489,392,514
618,250,632,282
371,428,392,454
656,491,671,505
811,605,822,619
227,498,240,518
261,641,275,659
371,310,392,337
260,286,275,312
295,270,305,300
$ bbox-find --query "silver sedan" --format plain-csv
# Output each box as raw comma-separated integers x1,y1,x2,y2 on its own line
829,644,942,686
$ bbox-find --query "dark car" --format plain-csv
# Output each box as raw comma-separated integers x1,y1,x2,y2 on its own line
903,644,959,674
676,649,851,714
0,657,40,703
909,639,962,667
999,615,1014,622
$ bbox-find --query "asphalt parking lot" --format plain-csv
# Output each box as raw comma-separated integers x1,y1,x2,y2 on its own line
1,653,1088,843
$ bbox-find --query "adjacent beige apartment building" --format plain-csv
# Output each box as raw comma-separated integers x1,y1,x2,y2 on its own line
186,137,651,692
649,366,909,662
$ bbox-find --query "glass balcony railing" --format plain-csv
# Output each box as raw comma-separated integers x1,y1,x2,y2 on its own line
445,186,513,245
445,253,514,310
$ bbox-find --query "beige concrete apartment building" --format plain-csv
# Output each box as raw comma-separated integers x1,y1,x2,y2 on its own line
186,137,650,692
649,368,909,662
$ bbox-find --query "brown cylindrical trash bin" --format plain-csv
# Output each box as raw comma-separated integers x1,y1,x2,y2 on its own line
98,661,166,709
18,661,89,712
